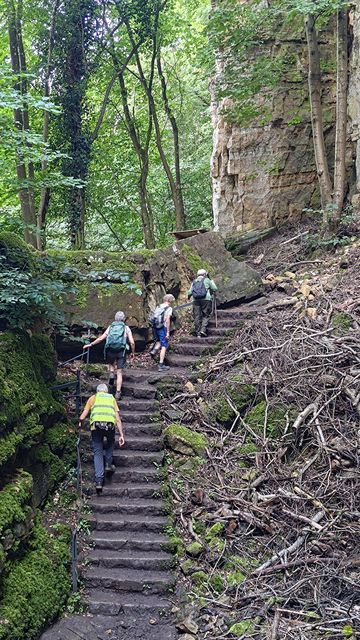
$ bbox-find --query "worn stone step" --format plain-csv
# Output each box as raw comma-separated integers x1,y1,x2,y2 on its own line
83,464,159,483
118,398,157,412
171,342,212,355
87,548,174,571
179,334,222,345
90,496,167,516
84,589,172,616
121,411,158,424
83,566,174,594
112,450,163,467
208,318,239,328
101,482,162,499
123,435,163,451
90,529,168,552
165,353,198,367
89,513,167,533
123,422,163,436
207,326,235,336
122,384,157,399
122,368,188,384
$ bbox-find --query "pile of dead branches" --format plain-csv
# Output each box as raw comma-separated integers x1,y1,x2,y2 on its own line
164,303,360,638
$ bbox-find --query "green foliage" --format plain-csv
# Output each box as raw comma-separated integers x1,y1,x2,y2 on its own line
164,423,208,455
228,620,255,636
245,401,291,439
0,520,71,640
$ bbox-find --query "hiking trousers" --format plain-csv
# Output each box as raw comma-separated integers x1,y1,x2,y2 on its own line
91,428,115,485
193,299,213,335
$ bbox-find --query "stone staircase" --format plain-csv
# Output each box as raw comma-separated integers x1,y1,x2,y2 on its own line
40,301,263,640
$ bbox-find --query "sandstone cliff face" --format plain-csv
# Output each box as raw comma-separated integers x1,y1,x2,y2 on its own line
211,3,358,235
349,6,360,206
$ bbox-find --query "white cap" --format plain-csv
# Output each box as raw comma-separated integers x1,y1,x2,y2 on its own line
197,269,207,277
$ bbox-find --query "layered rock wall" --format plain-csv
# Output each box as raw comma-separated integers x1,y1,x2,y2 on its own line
211,2,358,235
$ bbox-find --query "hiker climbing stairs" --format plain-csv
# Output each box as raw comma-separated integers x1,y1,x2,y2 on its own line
40,299,264,639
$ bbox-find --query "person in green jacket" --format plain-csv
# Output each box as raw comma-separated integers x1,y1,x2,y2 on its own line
188,269,218,337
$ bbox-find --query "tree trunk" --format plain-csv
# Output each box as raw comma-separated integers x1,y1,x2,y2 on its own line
7,0,36,247
156,51,186,229
305,14,333,221
333,9,349,222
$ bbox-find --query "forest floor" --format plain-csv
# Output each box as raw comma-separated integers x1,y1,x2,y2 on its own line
160,219,360,639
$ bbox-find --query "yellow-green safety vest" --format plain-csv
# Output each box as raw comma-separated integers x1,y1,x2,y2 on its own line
90,392,116,425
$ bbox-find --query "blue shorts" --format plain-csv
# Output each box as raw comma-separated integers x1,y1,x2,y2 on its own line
155,326,169,348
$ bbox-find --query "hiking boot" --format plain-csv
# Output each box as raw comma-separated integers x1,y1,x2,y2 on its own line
200,331,207,337
196,333,202,338
105,463,116,475
108,374,115,386
115,391,121,401
95,482,103,495
158,363,170,371
149,348,157,359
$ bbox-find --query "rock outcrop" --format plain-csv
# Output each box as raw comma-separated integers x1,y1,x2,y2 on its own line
55,231,262,353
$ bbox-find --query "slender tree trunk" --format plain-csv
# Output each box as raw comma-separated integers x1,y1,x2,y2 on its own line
117,70,156,248
156,51,186,229
305,14,333,221
7,0,36,247
333,9,348,223
37,0,61,250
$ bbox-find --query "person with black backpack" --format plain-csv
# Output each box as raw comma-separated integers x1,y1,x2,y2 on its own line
188,269,218,337
83,311,135,399
149,293,175,371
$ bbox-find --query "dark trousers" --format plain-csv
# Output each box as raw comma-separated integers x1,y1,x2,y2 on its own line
193,299,212,335
91,428,115,485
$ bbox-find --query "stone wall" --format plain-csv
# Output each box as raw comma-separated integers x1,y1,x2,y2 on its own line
349,6,360,206
211,3,358,235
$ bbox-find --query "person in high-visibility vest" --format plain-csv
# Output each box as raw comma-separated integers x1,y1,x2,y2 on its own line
79,383,125,493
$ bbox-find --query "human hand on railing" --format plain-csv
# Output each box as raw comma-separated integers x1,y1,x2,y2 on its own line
83,343,91,350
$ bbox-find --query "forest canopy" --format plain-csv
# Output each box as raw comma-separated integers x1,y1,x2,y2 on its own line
0,0,212,251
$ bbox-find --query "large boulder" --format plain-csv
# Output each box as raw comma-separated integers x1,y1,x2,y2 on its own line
53,231,262,352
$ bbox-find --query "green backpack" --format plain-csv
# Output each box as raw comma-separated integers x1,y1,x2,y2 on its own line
105,321,127,352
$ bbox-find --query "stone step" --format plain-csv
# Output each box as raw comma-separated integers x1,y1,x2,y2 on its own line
207,326,234,337
83,464,159,483
87,548,174,571
85,589,172,616
90,529,168,552
123,435,163,451
112,450,163,467
83,566,174,594
123,422,163,436
165,353,198,367
101,482,162,499
89,513,167,533
208,318,239,328
121,411,158,424
90,496,167,516
171,342,212,356
123,384,157,399
119,398,157,412
179,334,221,345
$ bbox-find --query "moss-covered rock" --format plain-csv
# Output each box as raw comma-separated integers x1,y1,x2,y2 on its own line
0,232,35,269
208,383,257,425
332,312,353,334
186,541,204,557
0,520,71,640
164,424,208,456
228,620,255,636
245,401,290,439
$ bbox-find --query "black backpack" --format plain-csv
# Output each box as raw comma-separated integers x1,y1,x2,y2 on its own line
192,278,207,300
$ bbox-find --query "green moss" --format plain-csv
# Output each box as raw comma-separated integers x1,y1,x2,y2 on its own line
164,423,208,456
332,313,353,334
191,570,207,585
211,384,257,425
181,559,195,575
81,363,108,376
0,432,24,467
208,537,225,552
0,471,33,536
192,519,206,536
186,541,204,557
228,571,246,586
181,243,213,275
0,520,71,640
46,249,136,273
0,232,35,269
162,536,183,554
246,402,290,439
209,574,225,593
31,334,57,383
206,522,225,540
229,620,255,636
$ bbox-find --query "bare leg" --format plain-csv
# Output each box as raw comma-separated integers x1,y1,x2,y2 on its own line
116,369,123,393
159,346,167,364
108,364,115,385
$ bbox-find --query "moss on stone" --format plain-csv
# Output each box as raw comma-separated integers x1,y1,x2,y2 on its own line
0,232,35,269
0,471,33,537
206,522,225,540
181,243,213,275
186,541,204,557
81,363,108,376
0,432,24,467
30,334,57,383
332,312,353,334
0,520,71,640
209,573,225,593
211,383,257,425
164,423,208,456
191,570,208,586
228,570,246,586
228,620,255,636
181,559,195,575
246,401,290,439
